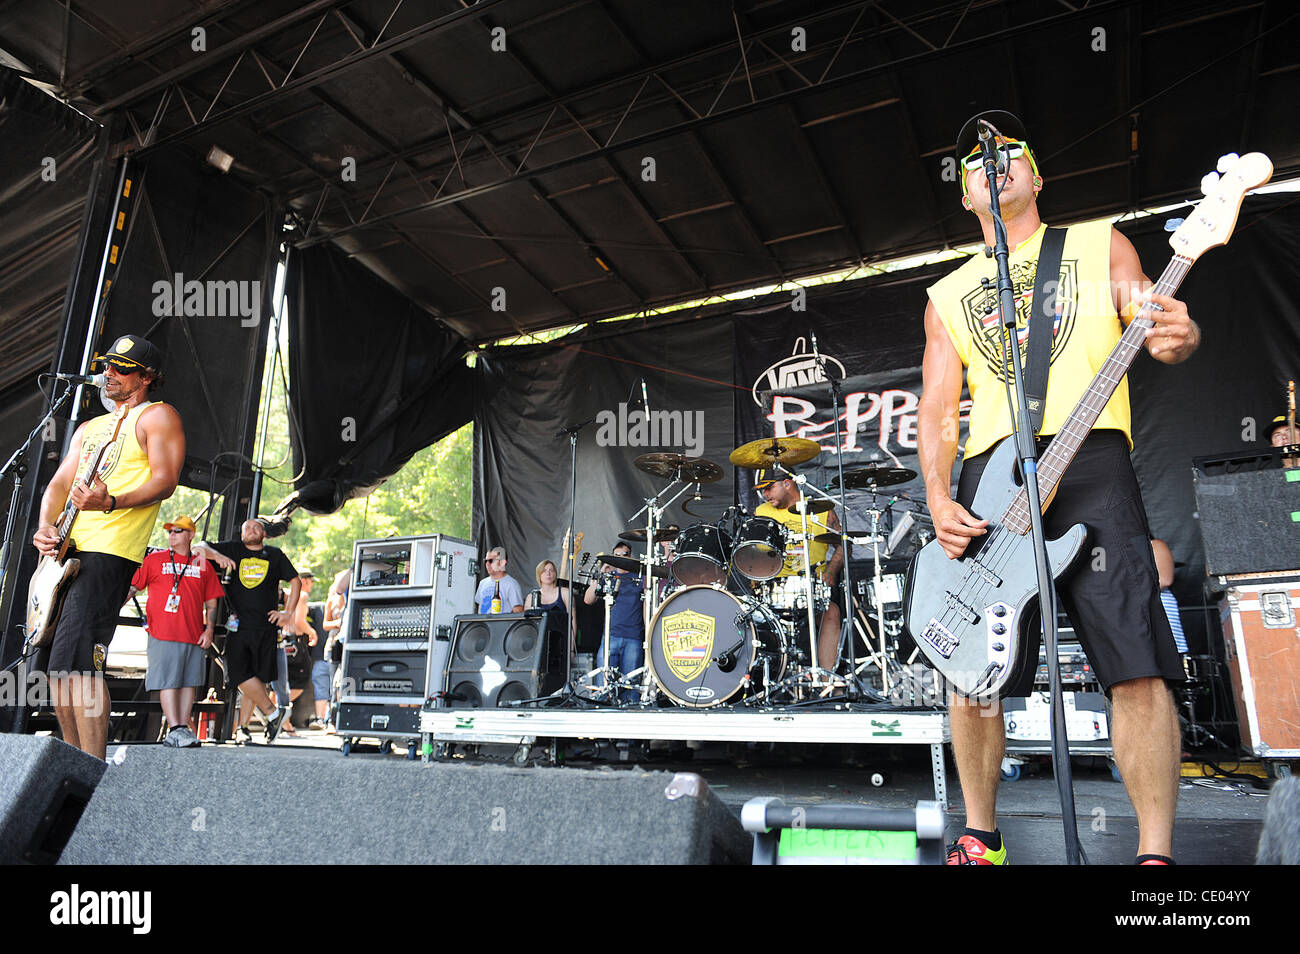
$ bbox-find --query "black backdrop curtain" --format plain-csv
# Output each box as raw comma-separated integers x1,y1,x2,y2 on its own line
474,318,735,584
283,244,474,515
472,195,1300,653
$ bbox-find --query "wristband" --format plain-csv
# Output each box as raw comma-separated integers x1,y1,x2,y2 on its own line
106,495,117,513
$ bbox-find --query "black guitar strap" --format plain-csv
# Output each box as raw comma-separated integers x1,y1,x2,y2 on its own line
1024,226,1067,436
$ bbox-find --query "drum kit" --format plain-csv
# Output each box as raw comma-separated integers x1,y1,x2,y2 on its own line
574,434,934,709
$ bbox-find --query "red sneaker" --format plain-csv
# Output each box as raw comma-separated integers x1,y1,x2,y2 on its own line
946,833,1008,865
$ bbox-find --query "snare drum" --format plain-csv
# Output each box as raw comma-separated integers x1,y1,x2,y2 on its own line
672,524,732,587
761,574,830,616
647,585,786,707
731,516,787,581
868,572,906,607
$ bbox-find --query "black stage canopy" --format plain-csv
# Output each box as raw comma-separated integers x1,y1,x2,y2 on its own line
3,0,1298,348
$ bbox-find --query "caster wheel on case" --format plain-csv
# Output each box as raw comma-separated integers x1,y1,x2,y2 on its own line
341,739,353,757
378,739,393,755
1000,763,1021,782
406,743,418,761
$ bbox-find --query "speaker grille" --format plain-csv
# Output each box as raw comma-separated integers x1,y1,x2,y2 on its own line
504,620,540,665
456,622,491,663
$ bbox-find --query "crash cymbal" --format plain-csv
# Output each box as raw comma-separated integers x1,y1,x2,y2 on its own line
786,498,834,515
829,464,918,490
595,553,670,578
729,436,822,469
618,525,680,544
634,453,724,484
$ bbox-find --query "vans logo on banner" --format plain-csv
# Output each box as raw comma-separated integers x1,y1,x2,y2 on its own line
751,337,847,405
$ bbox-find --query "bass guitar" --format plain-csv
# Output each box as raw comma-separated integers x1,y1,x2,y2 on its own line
905,152,1273,698
26,404,130,647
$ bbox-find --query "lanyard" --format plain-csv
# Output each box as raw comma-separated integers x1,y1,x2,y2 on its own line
168,550,193,594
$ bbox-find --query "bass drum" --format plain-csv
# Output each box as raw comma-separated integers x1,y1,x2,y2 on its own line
672,524,732,587
647,585,786,708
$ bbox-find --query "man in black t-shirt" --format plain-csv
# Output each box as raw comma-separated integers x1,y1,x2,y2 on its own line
197,519,300,742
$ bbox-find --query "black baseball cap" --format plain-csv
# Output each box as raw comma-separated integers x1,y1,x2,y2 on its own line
956,109,1030,162
93,334,163,374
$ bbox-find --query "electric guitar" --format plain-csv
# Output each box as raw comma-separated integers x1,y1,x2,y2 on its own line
905,152,1273,698
559,527,584,582
26,405,130,647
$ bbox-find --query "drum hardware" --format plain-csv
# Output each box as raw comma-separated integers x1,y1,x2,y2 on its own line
679,489,719,519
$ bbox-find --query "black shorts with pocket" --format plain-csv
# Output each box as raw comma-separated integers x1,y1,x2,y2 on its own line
956,430,1185,696
226,625,278,687
40,551,138,676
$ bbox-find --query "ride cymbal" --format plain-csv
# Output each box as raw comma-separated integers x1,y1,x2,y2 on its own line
618,525,680,543
829,464,918,490
728,436,821,469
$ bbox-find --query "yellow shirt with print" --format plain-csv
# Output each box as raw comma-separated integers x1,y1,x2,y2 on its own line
926,219,1131,460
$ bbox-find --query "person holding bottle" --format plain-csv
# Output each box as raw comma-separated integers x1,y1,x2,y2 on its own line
474,546,524,614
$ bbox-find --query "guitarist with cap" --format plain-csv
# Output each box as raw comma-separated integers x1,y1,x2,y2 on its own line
31,334,184,760
917,111,1199,865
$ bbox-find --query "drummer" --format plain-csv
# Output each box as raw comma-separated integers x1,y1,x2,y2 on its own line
754,470,845,674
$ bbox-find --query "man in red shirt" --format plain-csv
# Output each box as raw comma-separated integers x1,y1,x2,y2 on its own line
127,515,225,747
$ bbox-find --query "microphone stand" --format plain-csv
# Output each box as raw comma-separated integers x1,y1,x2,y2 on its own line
556,418,594,690
0,383,79,736
977,121,1083,865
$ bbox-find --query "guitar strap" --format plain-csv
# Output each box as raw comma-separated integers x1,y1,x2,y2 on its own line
1024,226,1067,436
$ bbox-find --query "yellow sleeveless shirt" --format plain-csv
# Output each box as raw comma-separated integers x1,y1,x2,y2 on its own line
926,219,1132,460
70,401,163,563
754,502,833,577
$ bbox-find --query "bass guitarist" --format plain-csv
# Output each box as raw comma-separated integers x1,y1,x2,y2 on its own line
917,111,1198,865
31,335,184,760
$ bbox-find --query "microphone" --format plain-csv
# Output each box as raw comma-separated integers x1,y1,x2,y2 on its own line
810,331,840,383
51,371,107,388
977,119,1005,175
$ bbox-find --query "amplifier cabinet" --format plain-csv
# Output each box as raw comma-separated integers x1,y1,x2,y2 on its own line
1220,577,1300,759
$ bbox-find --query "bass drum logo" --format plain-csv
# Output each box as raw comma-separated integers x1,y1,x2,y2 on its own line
661,609,714,682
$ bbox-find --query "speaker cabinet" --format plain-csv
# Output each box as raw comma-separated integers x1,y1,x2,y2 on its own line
443,611,563,708
0,735,105,864
1193,453,1300,575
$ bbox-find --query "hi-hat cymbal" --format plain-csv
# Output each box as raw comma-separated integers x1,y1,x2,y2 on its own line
729,436,822,469
595,553,670,578
634,453,723,484
829,464,918,490
811,532,843,545
786,498,834,515
618,525,680,544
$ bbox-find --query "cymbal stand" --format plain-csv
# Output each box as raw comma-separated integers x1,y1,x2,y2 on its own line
774,463,839,694
578,573,626,704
